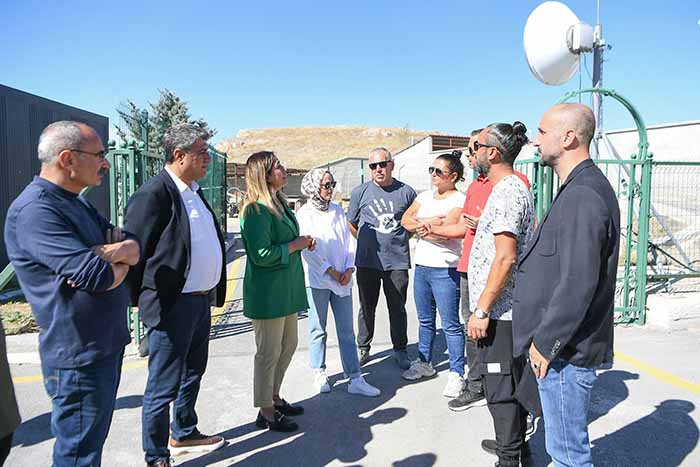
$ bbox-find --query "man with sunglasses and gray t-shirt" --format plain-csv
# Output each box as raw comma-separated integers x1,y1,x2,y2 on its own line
348,147,416,370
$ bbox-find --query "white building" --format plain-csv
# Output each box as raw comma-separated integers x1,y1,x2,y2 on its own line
391,134,471,193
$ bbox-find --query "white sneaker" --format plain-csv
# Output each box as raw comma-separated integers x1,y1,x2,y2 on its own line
348,375,381,397
442,371,465,398
314,370,331,393
401,359,436,381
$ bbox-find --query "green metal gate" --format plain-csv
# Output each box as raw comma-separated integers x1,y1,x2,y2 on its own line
515,88,653,325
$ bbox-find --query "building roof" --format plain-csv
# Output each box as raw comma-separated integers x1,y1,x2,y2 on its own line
606,120,700,135
313,156,368,169
226,162,307,177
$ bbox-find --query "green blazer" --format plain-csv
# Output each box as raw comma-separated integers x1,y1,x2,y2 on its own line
241,200,308,319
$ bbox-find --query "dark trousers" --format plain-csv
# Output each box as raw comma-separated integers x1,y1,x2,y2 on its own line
142,295,211,464
40,351,124,467
478,319,527,466
356,267,409,352
460,272,482,393
0,432,12,466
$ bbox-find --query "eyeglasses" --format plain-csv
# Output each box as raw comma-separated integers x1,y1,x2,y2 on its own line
320,181,337,190
428,166,451,177
369,161,390,171
66,148,107,159
472,141,499,154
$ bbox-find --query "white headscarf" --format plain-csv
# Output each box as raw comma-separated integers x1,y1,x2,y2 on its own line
301,168,331,211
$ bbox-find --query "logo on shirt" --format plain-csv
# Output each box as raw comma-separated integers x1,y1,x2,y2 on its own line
368,199,398,234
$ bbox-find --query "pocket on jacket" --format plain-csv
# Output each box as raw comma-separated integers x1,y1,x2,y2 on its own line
537,235,557,257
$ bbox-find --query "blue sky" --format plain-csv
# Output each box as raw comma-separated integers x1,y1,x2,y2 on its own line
2,0,699,145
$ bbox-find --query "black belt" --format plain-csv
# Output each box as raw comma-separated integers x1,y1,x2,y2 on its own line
184,290,210,296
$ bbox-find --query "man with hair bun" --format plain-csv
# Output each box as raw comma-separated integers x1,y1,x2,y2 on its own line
125,123,227,466
513,104,620,467
466,122,535,467
447,129,530,414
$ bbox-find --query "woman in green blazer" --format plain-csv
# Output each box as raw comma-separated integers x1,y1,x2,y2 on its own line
240,151,315,433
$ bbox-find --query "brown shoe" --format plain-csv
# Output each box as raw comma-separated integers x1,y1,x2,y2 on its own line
169,433,225,456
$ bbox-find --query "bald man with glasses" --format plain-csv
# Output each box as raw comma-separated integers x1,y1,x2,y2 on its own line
347,147,416,370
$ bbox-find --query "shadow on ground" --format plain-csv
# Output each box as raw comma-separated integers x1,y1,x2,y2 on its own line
11,394,143,448
177,345,439,467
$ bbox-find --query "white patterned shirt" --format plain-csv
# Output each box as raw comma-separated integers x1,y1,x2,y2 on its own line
468,175,534,321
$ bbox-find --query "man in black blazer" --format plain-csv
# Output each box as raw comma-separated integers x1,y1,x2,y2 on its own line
513,104,620,467
125,124,227,467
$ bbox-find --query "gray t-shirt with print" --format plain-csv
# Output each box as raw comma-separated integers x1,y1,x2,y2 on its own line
348,179,417,271
468,175,534,320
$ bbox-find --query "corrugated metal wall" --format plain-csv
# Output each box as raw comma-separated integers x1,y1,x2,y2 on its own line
0,84,110,268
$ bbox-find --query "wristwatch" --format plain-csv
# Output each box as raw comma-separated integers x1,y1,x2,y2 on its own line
474,308,490,319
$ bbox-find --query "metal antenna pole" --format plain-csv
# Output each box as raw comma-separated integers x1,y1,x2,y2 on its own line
591,0,604,158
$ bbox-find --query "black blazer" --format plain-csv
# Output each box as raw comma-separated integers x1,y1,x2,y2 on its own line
124,169,226,328
512,159,620,368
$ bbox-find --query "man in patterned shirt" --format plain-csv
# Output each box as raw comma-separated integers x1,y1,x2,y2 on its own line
467,122,535,467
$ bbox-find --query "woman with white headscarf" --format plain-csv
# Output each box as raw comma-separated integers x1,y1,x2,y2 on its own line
297,168,381,397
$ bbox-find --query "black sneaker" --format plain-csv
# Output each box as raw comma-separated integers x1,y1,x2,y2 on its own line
481,439,531,460
447,388,486,411
359,348,370,366
255,410,298,432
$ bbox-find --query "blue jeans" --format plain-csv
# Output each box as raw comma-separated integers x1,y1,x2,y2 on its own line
142,295,211,464
413,266,464,375
537,358,598,467
41,350,124,467
307,287,361,379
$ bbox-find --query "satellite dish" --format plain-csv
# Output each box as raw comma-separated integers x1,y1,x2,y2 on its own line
524,1,594,85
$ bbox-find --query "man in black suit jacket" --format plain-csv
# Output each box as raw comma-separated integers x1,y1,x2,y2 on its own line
513,104,620,467
125,124,227,467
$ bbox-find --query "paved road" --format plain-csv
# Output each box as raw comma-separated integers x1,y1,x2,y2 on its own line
6,235,700,466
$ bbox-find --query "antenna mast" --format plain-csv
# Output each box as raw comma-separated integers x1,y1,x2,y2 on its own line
591,0,605,158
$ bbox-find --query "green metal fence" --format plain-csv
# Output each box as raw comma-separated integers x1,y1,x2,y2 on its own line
199,145,228,230
514,88,700,325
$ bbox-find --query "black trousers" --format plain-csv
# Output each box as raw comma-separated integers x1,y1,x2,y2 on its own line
460,272,482,393
478,319,527,466
0,432,12,466
356,267,409,352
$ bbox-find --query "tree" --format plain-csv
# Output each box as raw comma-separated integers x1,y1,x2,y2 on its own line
114,89,216,155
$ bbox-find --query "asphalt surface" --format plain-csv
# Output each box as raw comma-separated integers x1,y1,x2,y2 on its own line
5,232,700,466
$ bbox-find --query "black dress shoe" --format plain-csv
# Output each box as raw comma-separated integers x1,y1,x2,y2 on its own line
255,410,298,432
274,399,304,416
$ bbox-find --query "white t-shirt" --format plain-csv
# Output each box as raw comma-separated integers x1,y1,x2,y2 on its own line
297,202,356,297
413,190,466,268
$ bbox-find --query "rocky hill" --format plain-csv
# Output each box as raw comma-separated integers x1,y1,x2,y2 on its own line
215,126,441,169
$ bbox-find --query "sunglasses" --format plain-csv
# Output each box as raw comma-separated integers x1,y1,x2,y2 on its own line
369,161,391,170
472,140,500,155
320,181,337,190
428,166,451,177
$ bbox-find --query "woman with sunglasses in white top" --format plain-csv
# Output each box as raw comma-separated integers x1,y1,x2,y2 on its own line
297,168,381,397
400,151,467,398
